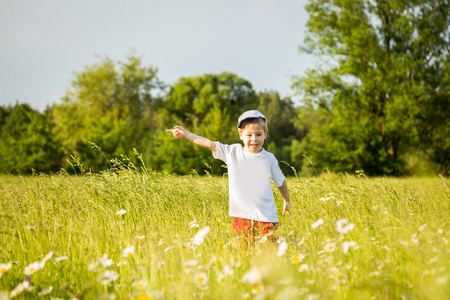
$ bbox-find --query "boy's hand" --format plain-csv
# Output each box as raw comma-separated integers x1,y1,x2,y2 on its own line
166,126,187,139
283,201,291,217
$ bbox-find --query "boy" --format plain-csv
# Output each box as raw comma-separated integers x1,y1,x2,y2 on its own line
166,110,291,240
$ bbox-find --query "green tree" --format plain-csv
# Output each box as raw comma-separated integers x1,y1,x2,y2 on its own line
150,72,259,174
0,104,62,173
52,54,163,172
293,0,450,175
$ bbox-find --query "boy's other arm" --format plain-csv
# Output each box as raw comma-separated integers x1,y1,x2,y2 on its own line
277,180,291,216
166,126,217,154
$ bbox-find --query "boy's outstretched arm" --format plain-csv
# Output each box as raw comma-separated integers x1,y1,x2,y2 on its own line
166,126,217,154
277,180,291,216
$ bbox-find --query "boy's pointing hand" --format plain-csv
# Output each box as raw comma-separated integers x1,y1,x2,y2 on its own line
166,126,187,139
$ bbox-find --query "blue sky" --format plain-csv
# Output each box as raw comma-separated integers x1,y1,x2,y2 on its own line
0,0,312,112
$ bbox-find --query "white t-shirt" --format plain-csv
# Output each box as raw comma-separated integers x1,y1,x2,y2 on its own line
213,142,286,222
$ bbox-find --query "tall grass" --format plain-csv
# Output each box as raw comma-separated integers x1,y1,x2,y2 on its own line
1,166,449,299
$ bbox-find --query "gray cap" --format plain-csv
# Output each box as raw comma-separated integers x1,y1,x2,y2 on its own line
237,110,266,128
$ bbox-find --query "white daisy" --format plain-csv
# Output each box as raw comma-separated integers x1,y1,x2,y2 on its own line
194,273,208,285
0,262,12,276
38,286,53,296
343,241,357,254
277,242,288,257
336,219,355,234
24,261,41,275
311,218,324,229
122,246,135,258
193,226,210,246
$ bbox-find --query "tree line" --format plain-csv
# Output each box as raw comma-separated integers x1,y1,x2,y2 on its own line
1,0,448,176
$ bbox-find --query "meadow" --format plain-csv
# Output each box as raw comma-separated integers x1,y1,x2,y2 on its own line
1,165,449,299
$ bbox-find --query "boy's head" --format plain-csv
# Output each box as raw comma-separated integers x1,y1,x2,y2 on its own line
237,110,268,153
237,110,268,134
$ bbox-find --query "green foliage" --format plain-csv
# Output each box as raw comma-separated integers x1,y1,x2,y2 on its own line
52,53,163,172
167,72,258,128
147,72,259,175
294,0,450,175
0,104,62,173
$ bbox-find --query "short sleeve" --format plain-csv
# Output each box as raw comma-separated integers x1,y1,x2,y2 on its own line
271,155,286,187
212,142,228,163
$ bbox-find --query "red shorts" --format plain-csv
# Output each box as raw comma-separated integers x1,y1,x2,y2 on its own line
232,217,278,238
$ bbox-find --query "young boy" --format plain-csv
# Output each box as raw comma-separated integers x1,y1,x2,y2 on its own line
166,110,291,240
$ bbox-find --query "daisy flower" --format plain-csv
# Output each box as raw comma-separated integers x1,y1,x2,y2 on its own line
189,220,200,228
299,264,309,272
291,254,305,264
10,281,29,298
399,233,419,246
369,271,380,277
311,218,324,229
97,270,119,285
243,267,266,285
251,285,261,294
122,246,135,258
54,256,69,264
277,242,288,257
116,209,127,216
38,286,53,296
223,265,234,276
0,262,12,276
336,219,355,234
24,261,41,275
193,226,210,246
194,273,208,285
98,254,114,267
342,241,357,254
183,260,198,267
116,261,126,267
324,242,336,252
132,279,148,289
41,251,54,262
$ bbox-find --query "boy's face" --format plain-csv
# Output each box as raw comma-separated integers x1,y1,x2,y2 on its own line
239,124,267,153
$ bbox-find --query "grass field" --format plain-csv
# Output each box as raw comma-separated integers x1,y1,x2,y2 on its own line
1,166,449,299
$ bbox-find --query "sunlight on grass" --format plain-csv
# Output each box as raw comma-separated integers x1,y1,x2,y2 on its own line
0,167,449,299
